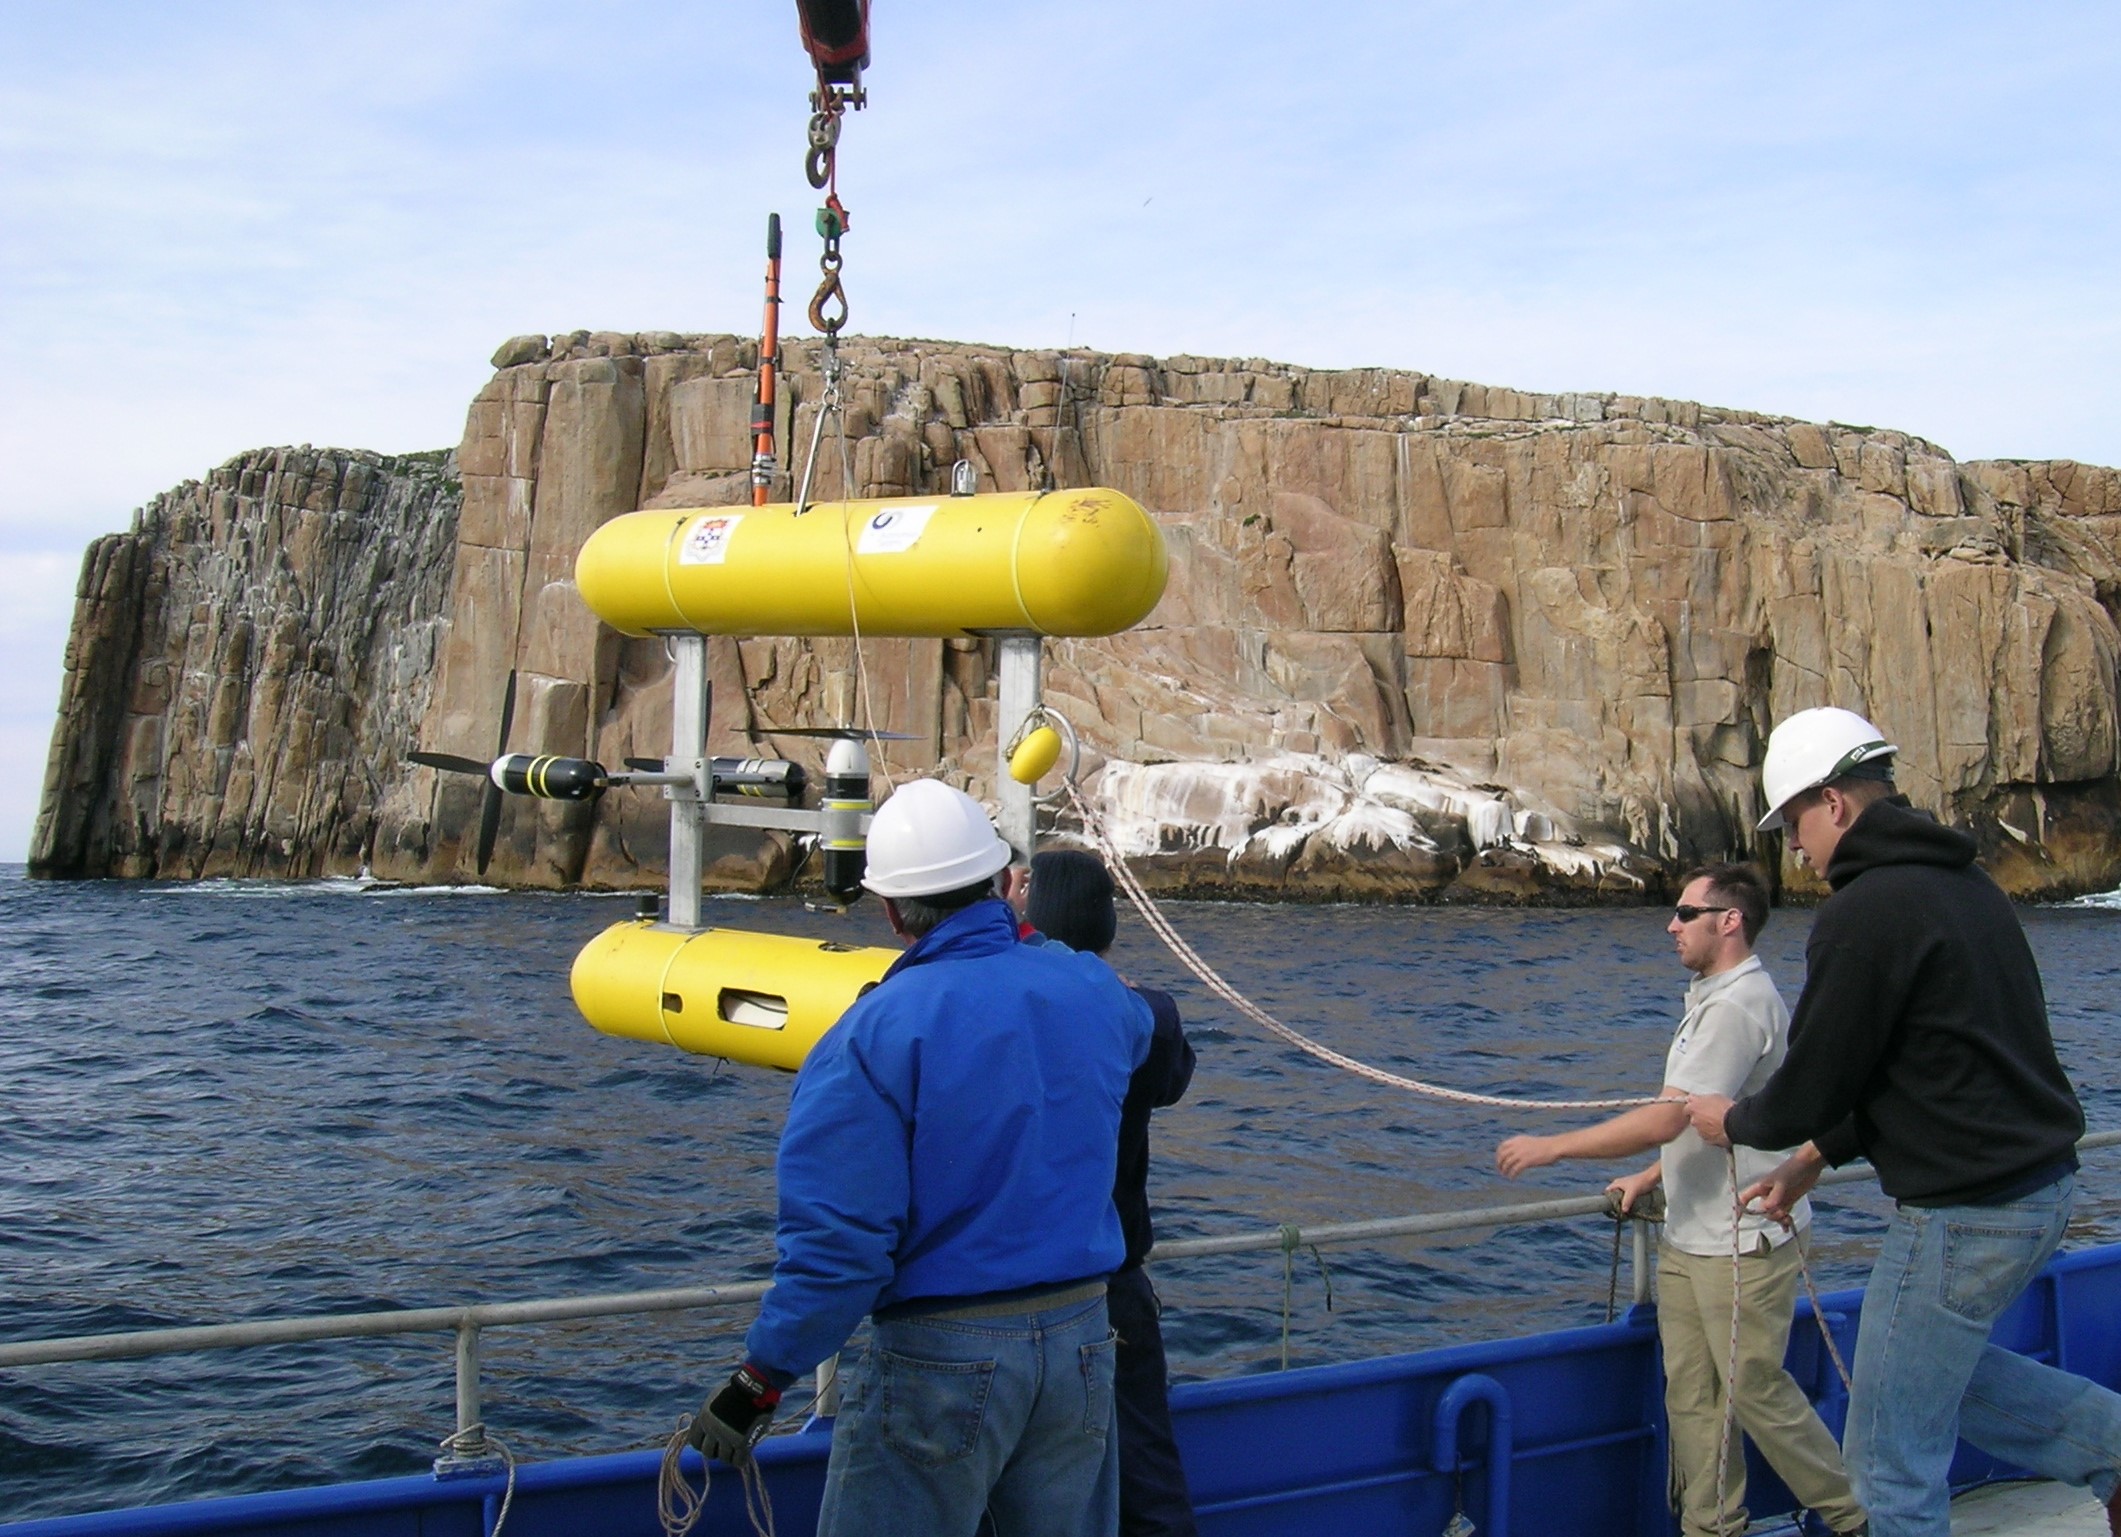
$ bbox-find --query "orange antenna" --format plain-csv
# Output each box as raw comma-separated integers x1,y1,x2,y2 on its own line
751,213,782,507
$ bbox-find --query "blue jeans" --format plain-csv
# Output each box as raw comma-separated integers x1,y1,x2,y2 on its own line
817,1291,1119,1537
1847,1173,2121,1536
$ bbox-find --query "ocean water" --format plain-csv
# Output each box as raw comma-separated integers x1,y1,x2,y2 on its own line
3,864,2119,1521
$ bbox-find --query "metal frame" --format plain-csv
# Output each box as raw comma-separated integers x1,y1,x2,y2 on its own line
657,632,874,931
666,635,709,930
994,634,1042,861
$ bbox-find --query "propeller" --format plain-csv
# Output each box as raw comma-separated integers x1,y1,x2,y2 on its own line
419,746,802,808
476,670,517,878
407,669,516,879
415,748,608,805
407,671,839,880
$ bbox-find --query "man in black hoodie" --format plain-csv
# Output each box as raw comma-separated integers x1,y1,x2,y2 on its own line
1687,707,2121,1537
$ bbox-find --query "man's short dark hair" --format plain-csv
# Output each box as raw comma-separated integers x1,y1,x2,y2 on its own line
1826,766,1896,805
1680,861,1770,945
890,877,996,938
1025,849,1117,955
1784,768,1897,829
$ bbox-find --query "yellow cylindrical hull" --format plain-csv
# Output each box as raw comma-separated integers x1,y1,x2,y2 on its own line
571,921,896,1071
574,488,1167,639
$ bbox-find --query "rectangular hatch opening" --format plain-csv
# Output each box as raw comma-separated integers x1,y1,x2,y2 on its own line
717,988,790,1030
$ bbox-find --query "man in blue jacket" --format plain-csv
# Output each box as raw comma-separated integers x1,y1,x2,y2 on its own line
687,778,1154,1537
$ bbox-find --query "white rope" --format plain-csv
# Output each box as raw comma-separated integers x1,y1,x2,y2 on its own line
1796,1240,1854,1394
1704,1149,1855,1536
1063,780,1678,1113
437,1425,515,1537
658,1420,777,1537
833,386,894,795
1716,1148,1744,1536
792,341,896,795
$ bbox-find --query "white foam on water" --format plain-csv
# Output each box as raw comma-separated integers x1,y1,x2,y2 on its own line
144,876,510,898
2064,886,2121,910
358,882,507,897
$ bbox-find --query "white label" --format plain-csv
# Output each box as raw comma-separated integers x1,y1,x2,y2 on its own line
854,504,937,555
678,513,743,565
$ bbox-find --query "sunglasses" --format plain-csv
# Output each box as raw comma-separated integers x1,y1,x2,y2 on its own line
1672,904,1734,923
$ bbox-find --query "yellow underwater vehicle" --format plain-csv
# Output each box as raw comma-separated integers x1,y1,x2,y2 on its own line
402,0,1167,1074
427,485,1168,1070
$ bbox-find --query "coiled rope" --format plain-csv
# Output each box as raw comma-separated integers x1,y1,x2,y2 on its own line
658,1419,778,1537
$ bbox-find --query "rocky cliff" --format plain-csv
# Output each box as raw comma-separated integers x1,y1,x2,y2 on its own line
31,448,461,878
35,333,2121,900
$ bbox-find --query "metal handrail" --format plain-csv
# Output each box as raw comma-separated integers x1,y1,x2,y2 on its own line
1153,1127,2121,1260
0,1281,771,1369
7,1128,2116,1456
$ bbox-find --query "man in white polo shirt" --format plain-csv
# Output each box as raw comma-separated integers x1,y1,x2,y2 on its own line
1496,862,1866,1537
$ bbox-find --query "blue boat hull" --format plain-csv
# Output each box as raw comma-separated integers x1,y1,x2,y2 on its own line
14,1243,2121,1537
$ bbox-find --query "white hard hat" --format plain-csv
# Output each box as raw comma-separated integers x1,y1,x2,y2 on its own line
861,779,1013,898
1756,707,1898,832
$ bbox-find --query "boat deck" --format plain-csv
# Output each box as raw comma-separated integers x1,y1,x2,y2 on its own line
1740,1481,2109,1535
1950,1480,2110,1535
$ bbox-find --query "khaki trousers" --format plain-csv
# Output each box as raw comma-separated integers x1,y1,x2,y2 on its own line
1658,1233,1866,1537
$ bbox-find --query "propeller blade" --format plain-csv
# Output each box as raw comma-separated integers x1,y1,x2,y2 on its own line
410,750,492,777
624,757,665,772
763,726,922,741
475,782,503,879
477,669,518,878
494,669,519,756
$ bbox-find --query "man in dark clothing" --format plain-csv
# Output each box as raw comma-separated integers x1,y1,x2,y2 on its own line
1025,849,1200,1537
1688,707,2121,1537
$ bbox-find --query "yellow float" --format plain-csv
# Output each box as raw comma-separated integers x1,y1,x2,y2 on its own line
1008,725,1064,785
575,488,1167,638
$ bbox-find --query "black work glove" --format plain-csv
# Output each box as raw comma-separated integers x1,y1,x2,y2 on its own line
685,1362,783,1464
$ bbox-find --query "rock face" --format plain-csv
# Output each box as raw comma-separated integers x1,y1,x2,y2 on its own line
35,332,2121,901
31,448,461,878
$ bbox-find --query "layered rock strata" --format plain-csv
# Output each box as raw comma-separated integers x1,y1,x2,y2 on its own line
35,332,2121,900
31,448,461,878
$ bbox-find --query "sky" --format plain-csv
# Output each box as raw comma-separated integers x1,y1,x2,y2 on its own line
2,2,2117,863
